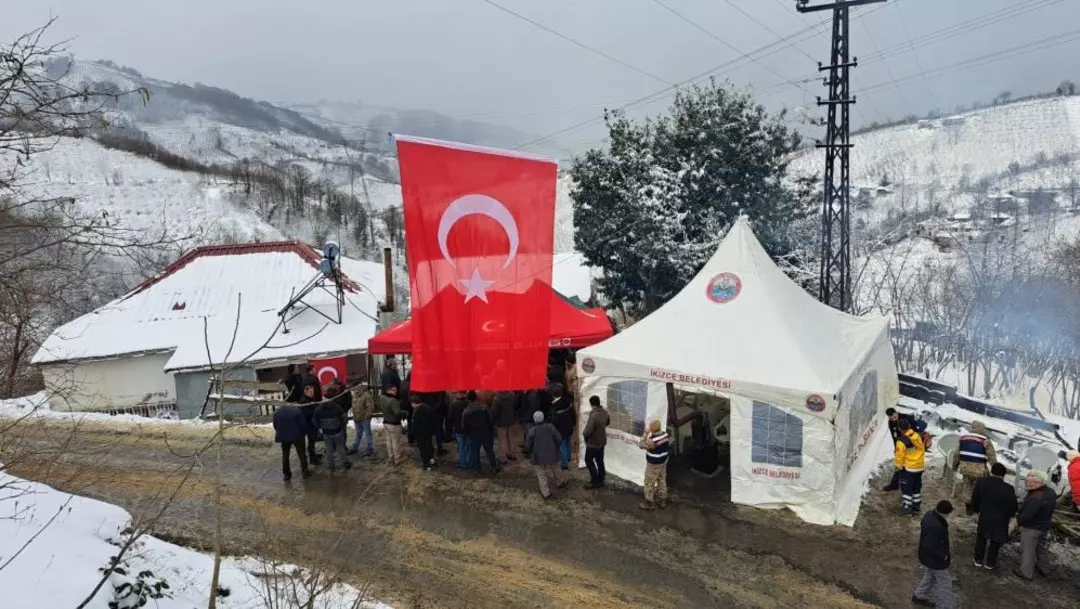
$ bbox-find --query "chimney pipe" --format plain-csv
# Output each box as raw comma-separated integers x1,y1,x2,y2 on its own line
382,247,394,312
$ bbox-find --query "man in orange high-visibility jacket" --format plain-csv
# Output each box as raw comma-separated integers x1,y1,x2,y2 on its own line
895,418,926,516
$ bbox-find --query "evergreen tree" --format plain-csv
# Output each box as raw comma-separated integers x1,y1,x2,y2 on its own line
570,79,812,316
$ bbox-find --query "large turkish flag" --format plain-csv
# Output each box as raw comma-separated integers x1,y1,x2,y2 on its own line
397,136,557,391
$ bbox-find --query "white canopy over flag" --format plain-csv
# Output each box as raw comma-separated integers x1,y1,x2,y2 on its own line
577,217,899,525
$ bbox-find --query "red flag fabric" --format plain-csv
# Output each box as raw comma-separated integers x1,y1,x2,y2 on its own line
396,136,557,391
367,289,614,354
309,357,347,386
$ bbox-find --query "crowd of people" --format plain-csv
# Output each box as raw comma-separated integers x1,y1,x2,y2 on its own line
884,407,1080,608
268,357,676,506
273,367,1079,606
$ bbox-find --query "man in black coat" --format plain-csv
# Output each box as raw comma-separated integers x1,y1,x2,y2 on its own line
326,378,352,446
1015,470,1057,580
446,391,471,469
297,384,323,465
551,385,576,470
430,392,449,456
883,407,927,491
970,462,1018,570
282,364,304,403
272,405,311,481
410,395,437,471
301,364,322,401
912,500,954,608
462,391,499,473
380,358,402,394
313,390,350,472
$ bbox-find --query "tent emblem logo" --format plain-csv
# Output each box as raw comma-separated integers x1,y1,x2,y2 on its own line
581,357,596,374
806,394,826,413
705,272,742,303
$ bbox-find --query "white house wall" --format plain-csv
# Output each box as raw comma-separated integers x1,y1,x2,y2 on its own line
42,353,175,411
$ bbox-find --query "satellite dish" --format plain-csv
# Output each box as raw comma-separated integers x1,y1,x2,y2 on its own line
321,241,341,277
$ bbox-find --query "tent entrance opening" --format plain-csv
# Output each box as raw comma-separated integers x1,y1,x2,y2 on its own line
667,388,732,501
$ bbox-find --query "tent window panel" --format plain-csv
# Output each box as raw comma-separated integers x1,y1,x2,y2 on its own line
606,380,647,437
751,401,803,468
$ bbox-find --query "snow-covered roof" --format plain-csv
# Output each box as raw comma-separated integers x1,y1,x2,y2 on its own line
32,242,384,371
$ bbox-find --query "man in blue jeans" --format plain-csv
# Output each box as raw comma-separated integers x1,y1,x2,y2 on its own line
349,382,376,456
446,391,473,469
551,385,576,469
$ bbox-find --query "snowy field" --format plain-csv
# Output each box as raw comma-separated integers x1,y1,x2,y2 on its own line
0,473,390,609
790,96,1080,194
6,136,281,246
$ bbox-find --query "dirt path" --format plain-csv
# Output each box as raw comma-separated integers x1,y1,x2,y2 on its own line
5,420,1078,608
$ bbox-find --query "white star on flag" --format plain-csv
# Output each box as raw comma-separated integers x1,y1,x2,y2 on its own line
459,268,495,303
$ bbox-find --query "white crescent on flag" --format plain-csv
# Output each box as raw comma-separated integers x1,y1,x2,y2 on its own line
316,366,339,384
436,193,520,303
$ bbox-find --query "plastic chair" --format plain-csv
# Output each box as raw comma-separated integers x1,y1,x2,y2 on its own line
936,433,959,478
935,433,960,496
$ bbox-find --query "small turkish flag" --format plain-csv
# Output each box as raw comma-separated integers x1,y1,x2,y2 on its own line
309,357,347,386
397,136,557,391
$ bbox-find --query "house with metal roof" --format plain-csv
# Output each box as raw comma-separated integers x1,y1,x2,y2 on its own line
32,241,385,418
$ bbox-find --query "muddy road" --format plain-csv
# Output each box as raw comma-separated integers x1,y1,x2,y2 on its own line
5,420,1078,608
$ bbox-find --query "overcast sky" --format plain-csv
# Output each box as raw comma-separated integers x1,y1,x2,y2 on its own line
5,0,1079,150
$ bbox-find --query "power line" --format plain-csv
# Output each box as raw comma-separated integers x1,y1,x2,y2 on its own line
892,0,937,106
859,14,910,111
647,0,817,98
477,0,675,86
516,1,892,150
860,25,1080,95
859,0,1064,65
723,0,818,64
756,0,1066,101
721,0,873,123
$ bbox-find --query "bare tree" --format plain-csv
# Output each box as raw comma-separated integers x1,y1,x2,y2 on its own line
0,20,196,399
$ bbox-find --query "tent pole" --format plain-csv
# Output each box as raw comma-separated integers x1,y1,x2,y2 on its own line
665,382,676,425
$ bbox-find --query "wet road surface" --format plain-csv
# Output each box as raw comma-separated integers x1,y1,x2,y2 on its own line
5,420,1078,608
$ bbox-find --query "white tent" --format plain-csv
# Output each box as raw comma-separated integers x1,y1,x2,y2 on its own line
576,217,899,525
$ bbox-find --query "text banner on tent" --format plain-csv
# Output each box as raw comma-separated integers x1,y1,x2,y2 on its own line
648,368,732,391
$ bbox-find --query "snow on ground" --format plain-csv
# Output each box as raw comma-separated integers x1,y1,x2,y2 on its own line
0,391,239,427
0,473,390,609
0,391,389,434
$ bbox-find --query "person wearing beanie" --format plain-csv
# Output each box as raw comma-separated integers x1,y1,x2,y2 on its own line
950,420,997,509
912,500,954,608
527,409,566,499
970,462,1017,570
1015,469,1057,580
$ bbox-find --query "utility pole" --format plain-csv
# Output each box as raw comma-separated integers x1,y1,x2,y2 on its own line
797,0,884,312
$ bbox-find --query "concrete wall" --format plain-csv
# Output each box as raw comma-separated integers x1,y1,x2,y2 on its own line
42,353,175,412
174,367,256,419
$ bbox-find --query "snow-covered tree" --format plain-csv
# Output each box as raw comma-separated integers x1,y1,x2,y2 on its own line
570,80,812,316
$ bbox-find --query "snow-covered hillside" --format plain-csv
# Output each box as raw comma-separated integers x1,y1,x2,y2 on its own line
40,57,581,255
7,136,280,245
791,96,1080,223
